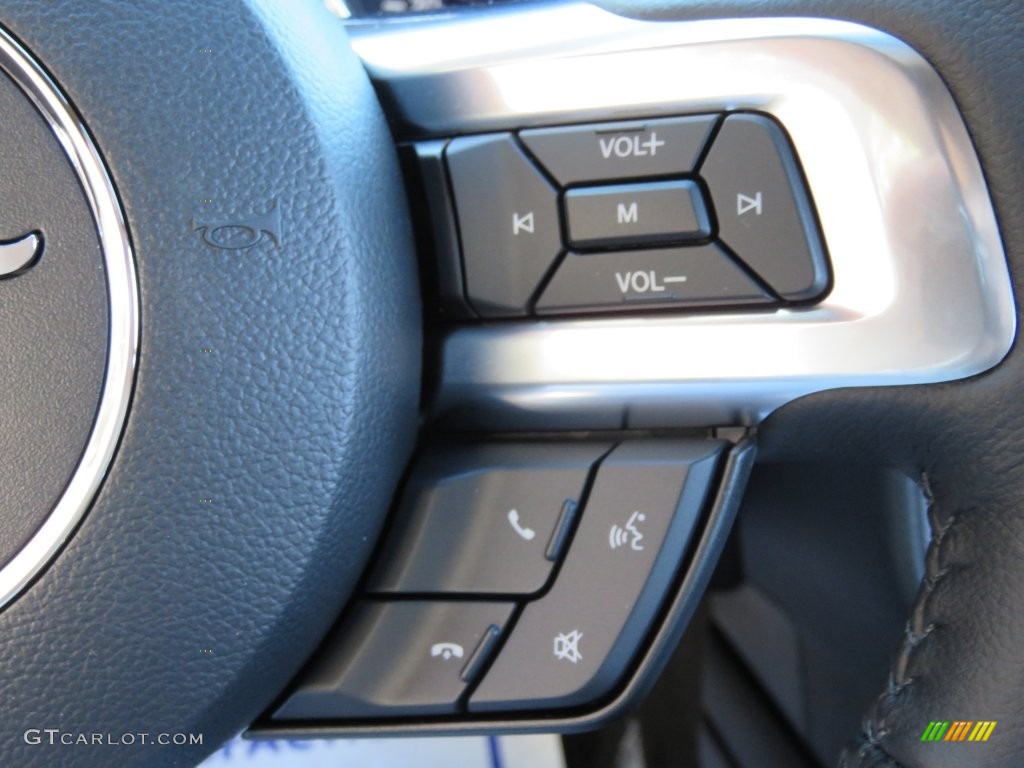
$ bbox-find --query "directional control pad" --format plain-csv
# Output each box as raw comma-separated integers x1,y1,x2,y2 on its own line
434,111,829,317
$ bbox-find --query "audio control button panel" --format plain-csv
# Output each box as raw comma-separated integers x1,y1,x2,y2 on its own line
419,111,830,318
270,439,726,724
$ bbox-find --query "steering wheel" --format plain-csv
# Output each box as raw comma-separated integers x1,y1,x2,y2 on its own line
0,0,1019,767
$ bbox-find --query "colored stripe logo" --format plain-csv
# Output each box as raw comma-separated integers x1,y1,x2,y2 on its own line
921,721,997,742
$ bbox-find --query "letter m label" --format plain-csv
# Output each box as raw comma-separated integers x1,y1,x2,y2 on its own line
617,202,638,224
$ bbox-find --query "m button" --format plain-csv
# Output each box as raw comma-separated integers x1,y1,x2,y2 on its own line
565,180,710,249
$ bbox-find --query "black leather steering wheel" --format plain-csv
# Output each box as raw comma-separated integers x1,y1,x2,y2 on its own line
0,0,1021,767
0,1,418,766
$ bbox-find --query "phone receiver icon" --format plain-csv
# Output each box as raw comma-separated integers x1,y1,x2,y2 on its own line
507,509,536,541
430,642,464,661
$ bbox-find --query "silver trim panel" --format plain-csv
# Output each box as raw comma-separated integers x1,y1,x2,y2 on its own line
0,30,138,607
352,5,1016,429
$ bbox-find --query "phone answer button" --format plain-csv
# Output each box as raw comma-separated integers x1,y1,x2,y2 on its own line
366,442,610,596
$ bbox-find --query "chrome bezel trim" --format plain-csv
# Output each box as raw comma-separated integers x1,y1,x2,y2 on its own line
353,4,1016,429
0,29,138,607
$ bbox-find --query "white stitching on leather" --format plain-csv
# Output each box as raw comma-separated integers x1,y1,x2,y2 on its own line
839,472,956,768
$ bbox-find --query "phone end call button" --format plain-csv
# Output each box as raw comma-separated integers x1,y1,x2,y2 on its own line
273,600,515,720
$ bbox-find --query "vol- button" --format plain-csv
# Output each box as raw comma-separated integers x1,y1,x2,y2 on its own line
536,245,774,315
